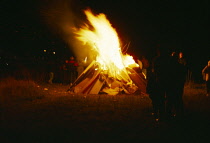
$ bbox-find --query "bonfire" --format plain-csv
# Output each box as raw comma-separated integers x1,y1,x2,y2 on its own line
68,9,146,95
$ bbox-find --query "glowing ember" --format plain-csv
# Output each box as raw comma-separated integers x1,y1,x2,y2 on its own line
74,9,138,81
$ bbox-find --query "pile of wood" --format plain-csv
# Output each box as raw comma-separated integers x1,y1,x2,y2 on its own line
67,61,147,95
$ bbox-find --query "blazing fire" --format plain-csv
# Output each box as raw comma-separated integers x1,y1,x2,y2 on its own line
74,9,138,78
69,9,146,95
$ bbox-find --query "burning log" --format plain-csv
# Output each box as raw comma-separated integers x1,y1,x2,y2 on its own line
126,67,147,93
67,61,146,95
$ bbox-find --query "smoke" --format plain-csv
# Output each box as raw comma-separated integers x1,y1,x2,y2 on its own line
39,0,92,61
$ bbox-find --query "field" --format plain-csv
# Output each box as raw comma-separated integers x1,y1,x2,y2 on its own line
0,78,210,143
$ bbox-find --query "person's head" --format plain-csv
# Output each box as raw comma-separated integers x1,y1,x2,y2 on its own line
179,52,183,58
70,56,74,60
171,51,176,56
208,60,210,66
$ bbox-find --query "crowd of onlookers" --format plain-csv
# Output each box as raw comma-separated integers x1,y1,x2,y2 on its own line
145,50,188,121
0,56,86,84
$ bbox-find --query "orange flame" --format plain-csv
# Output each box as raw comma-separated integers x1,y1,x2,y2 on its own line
74,9,138,81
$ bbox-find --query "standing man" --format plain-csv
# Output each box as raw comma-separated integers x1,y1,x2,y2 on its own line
176,52,187,118
67,56,78,85
152,48,171,121
202,60,210,96
178,52,187,66
166,52,186,120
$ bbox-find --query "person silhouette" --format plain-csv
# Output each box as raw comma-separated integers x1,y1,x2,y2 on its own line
202,60,210,96
67,56,78,85
150,48,170,121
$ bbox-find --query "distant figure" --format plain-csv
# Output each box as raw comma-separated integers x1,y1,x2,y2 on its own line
47,61,55,84
166,52,186,120
140,56,150,78
178,52,187,66
48,72,54,84
151,48,170,121
177,52,187,107
67,56,78,85
202,60,210,96
174,51,187,80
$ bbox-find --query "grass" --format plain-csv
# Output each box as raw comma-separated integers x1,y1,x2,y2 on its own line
0,77,44,103
0,78,210,143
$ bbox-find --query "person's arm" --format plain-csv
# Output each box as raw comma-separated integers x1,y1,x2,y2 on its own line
202,66,207,74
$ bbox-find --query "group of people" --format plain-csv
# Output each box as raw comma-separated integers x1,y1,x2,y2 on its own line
62,56,86,85
47,56,86,85
46,51,210,123
146,49,188,122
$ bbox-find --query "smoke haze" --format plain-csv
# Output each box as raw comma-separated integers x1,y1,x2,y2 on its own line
39,0,93,61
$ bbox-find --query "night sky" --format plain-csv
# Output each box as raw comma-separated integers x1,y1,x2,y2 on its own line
1,0,209,79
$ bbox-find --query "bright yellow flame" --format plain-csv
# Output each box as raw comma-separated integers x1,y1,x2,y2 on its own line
123,54,139,68
74,9,138,80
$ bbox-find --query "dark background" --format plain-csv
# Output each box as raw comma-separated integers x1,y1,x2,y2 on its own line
1,0,209,82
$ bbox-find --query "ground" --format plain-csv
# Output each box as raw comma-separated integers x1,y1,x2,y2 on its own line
1,82,210,143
